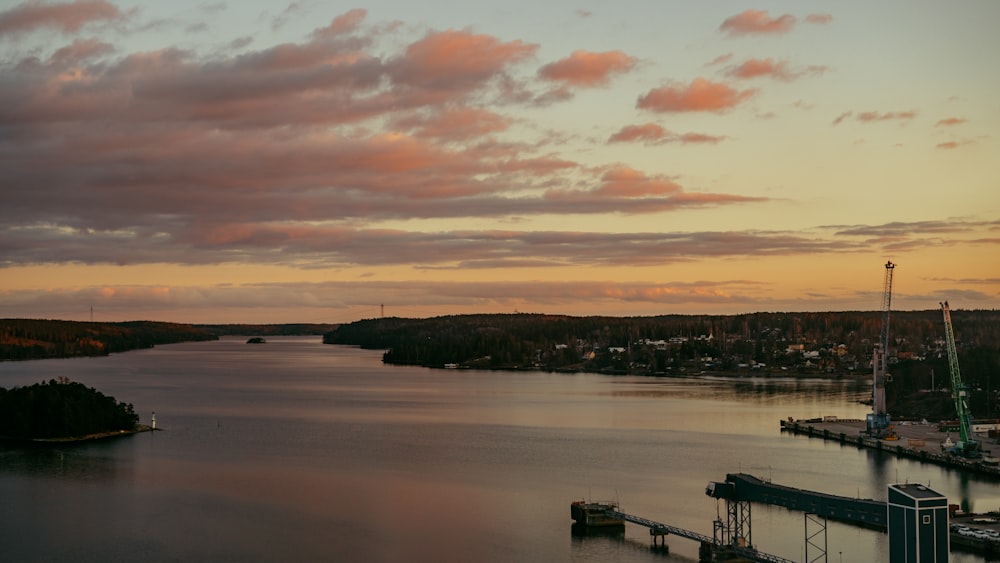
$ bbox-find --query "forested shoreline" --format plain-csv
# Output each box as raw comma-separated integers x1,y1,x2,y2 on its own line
324,310,1000,372
0,319,337,361
0,319,218,360
324,311,1000,419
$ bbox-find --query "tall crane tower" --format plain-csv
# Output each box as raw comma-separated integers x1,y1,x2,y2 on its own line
866,261,895,437
941,301,981,458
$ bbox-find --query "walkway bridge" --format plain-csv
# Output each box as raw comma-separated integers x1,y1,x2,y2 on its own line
603,509,796,563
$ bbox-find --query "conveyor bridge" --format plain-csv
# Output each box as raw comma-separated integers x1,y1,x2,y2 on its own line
710,473,887,530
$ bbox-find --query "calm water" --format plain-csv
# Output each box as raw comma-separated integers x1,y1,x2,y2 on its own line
1,336,995,562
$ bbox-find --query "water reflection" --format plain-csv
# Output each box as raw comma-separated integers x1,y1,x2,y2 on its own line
0,338,992,563
570,526,683,561
0,441,131,483
614,376,869,403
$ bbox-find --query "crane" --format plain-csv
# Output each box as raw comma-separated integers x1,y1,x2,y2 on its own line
866,261,895,437
940,301,981,458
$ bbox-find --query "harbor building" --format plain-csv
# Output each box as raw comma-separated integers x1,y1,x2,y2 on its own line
888,483,948,563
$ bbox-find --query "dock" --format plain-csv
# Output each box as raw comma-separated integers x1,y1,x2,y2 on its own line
780,418,1000,478
571,500,795,562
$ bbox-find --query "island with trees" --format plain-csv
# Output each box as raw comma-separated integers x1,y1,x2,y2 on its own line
0,378,144,443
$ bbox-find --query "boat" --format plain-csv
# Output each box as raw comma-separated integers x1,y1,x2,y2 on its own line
246,337,266,344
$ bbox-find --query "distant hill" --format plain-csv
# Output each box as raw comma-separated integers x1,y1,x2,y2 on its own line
195,323,338,336
324,310,1000,369
0,319,218,361
0,319,340,361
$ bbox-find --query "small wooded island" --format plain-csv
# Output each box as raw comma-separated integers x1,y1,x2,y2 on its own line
0,378,145,443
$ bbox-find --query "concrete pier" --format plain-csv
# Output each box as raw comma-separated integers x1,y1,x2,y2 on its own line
780,418,1000,478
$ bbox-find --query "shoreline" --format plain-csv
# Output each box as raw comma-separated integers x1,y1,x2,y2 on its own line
0,424,157,446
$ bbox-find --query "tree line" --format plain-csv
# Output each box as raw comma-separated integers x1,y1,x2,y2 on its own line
194,323,338,336
324,311,1000,420
0,319,218,361
324,310,1000,370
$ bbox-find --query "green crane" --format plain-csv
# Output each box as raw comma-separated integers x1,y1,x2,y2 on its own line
941,301,981,458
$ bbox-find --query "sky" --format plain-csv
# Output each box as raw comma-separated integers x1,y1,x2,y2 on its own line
1,0,998,324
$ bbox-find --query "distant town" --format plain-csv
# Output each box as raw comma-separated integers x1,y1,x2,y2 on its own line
325,310,1000,419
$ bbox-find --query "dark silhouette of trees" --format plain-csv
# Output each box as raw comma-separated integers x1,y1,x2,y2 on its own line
0,319,219,361
195,323,337,336
324,309,1000,378
0,379,139,440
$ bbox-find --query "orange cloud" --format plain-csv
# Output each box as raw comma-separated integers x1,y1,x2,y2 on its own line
935,117,967,127
727,58,827,81
311,8,367,39
936,140,974,150
729,58,790,79
594,167,682,197
806,14,834,25
637,78,754,113
498,156,577,176
608,123,667,143
857,110,917,123
0,9,771,276
832,111,918,125
678,132,726,144
537,50,637,87
49,37,114,65
395,107,511,141
607,124,726,145
390,29,537,91
0,0,126,36
720,10,795,36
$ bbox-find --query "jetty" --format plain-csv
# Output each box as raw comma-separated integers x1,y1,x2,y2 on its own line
780,417,1000,478
571,499,795,562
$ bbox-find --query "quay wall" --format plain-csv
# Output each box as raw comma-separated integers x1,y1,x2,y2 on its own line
779,420,1000,479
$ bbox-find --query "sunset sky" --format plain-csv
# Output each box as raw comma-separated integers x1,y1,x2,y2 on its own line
2,1,998,323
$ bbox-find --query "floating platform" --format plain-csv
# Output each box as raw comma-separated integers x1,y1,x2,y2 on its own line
570,500,625,530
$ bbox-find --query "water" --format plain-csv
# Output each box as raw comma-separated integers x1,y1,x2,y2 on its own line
1,336,995,562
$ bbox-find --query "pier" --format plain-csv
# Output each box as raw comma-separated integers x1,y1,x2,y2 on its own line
571,500,795,562
780,418,1000,478
606,509,795,563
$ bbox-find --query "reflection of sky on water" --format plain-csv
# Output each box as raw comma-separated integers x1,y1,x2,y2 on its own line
611,375,870,400
1,441,130,483
0,337,993,563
